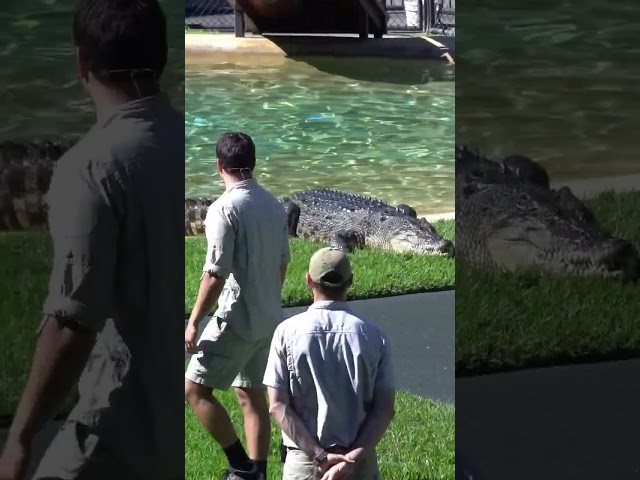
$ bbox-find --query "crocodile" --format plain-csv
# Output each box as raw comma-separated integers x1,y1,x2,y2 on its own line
455,144,640,280
1,142,451,257
279,188,455,256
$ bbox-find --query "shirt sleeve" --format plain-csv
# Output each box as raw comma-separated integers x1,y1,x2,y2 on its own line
374,332,396,390
281,219,291,266
41,157,119,333
263,325,290,390
203,204,236,279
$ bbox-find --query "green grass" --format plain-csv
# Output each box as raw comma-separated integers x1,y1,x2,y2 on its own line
185,389,454,480
185,219,455,313
0,220,453,417
456,190,640,375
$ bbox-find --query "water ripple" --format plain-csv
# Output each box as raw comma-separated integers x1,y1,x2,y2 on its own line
186,59,454,213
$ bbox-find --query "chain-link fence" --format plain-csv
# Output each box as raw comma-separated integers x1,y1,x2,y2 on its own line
426,0,455,35
185,0,454,34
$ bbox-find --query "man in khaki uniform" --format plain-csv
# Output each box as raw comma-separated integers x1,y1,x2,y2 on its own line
185,132,291,480
0,1,184,479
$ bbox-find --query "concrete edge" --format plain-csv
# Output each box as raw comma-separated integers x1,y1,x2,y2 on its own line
551,174,640,199
422,211,455,222
184,289,455,322
185,32,454,62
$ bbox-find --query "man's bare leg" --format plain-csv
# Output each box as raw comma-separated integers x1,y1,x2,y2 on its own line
185,380,253,471
235,387,271,476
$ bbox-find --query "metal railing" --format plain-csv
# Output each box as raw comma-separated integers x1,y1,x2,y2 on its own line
184,0,454,34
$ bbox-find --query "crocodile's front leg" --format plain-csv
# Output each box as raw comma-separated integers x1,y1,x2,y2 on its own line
326,229,366,253
281,197,301,237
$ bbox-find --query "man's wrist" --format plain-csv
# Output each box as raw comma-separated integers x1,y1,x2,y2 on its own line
6,426,33,450
312,446,328,465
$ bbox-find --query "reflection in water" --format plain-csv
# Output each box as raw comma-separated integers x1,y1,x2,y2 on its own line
186,57,455,214
0,0,184,141
457,0,640,180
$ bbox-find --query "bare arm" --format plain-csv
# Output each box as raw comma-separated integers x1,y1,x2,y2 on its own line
4,317,96,448
348,333,397,462
189,205,236,329
187,273,226,329
268,387,325,460
5,159,117,449
280,221,291,289
347,388,396,461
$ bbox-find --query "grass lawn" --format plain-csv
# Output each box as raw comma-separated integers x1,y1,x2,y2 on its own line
185,219,455,312
0,219,454,418
185,389,455,480
456,190,640,376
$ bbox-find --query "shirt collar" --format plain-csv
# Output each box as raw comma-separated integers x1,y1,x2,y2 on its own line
226,178,257,193
96,92,171,126
308,300,351,312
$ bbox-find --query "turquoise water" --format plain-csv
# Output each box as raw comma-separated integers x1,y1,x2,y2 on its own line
185,56,455,214
1,0,184,141
456,1,640,180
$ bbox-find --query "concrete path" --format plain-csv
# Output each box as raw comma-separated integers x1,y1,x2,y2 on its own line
457,359,640,480
187,291,456,403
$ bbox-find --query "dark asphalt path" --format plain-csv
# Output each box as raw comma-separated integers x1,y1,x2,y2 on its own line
456,359,640,480
186,290,456,404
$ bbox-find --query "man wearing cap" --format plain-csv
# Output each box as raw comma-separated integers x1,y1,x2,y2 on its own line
263,247,397,480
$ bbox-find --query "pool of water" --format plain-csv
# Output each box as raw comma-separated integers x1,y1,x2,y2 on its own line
456,1,640,180
0,0,184,142
185,56,455,215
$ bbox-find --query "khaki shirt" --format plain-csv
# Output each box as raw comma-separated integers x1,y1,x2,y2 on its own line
37,94,185,480
202,178,291,342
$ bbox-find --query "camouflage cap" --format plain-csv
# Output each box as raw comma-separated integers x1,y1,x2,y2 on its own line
308,247,353,288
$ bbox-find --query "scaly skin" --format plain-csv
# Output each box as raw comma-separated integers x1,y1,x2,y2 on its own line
277,188,453,255
0,140,68,231
455,145,640,280
281,193,455,256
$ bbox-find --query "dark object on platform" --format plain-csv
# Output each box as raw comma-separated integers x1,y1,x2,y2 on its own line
229,0,387,38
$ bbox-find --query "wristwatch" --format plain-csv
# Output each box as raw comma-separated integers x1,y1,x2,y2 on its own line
313,449,328,467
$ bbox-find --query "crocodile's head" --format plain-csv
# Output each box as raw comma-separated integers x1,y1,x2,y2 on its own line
378,214,455,257
482,185,640,280
456,145,640,281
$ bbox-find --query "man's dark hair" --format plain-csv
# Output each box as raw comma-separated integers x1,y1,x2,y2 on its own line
72,0,168,81
216,132,257,172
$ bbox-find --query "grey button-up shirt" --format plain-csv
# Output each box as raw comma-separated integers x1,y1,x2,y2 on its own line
201,178,291,342
38,93,185,479
263,300,396,449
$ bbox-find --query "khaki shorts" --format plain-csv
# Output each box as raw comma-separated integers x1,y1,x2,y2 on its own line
282,448,381,480
185,317,271,390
